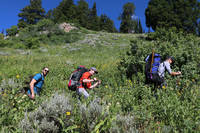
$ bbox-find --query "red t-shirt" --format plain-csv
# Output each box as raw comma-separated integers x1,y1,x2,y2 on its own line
79,72,92,89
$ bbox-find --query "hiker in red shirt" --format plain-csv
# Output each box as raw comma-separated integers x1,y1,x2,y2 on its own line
77,67,101,98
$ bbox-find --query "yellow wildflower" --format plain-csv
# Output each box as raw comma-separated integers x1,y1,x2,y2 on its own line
3,93,7,97
66,111,71,116
16,74,20,79
162,85,166,89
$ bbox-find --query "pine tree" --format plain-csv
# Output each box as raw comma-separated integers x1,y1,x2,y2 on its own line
145,0,200,34
138,19,143,33
46,9,54,20
18,0,45,28
88,2,100,31
76,0,90,28
99,14,117,33
119,2,136,33
52,0,77,23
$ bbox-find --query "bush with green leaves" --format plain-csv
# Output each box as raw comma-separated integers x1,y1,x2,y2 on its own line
6,25,18,36
33,19,55,32
2,20,82,49
0,33,4,40
119,29,200,82
118,29,200,132
20,93,73,132
0,39,15,47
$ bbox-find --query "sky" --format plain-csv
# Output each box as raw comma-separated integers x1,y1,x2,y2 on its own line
0,0,150,33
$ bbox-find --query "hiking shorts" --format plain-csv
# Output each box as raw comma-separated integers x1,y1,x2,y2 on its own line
77,87,89,98
27,87,41,95
152,73,165,85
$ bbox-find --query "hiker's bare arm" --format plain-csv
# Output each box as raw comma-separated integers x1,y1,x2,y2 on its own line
170,71,181,76
83,78,96,83
29,79,37,99
89,80,101,89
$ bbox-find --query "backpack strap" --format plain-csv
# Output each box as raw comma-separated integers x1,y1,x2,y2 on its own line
34,73,43,86
159,62,166,78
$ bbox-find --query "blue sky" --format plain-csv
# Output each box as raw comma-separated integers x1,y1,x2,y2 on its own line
0,0,149,33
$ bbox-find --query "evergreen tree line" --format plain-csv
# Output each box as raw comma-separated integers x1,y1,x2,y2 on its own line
7,0,200,35
16,0,143,34
145,0,200,35
17,0,119,33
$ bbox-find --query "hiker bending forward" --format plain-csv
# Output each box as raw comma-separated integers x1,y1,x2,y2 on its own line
77,67,101,98
28,67,49,99
157,56,181,87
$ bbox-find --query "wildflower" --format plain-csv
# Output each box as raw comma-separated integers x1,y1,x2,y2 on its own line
162,85,166,89
105,85,108,88
66,111,71,116
18,100,23,103
128,80,132,86
3,93,7,97
16,74,20,79
192,79,195,82
22,94,27,99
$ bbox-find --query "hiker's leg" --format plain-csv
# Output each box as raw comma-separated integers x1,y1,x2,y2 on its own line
77,87,89,98
27,87,39,97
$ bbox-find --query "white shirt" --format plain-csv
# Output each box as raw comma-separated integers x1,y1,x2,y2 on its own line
158,61,172,78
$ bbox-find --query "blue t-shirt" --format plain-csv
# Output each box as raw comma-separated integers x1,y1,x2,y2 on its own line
33,73,44,89
27,73,44,95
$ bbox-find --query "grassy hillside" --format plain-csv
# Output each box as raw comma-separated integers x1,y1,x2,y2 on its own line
0,27,199,132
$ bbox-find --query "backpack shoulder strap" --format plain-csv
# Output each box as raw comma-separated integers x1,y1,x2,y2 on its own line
34,73,43,85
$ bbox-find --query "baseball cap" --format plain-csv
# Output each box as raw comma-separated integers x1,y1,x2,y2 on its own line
90,67,98,74
167,56,175,63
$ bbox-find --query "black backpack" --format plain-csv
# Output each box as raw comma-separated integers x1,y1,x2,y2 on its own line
68,66,88,91
145,53,162,84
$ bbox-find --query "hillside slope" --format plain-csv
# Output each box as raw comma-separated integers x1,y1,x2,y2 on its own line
0,28,199,132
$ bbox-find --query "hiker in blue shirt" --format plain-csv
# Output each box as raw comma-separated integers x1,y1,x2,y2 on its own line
27,67,49,99
157,56,181,87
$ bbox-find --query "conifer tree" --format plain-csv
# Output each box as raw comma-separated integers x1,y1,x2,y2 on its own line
99,14,117,33
88,2,100,31
52,0,77,23
76,0,90,28
119,2,136,33
145,0,200,34
18,0,45,28
138,19,143,33
46,9,54,20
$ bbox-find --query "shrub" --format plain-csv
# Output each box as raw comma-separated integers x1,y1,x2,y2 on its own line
34,19,54,32
20,93,73,133
0,33,4,40
110,114,138,133
119,29,200,82
24,37,40,49
6,26,18,36
0,39,14,47
117,29,200,131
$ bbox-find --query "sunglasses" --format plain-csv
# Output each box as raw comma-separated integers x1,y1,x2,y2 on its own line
44,69,49,72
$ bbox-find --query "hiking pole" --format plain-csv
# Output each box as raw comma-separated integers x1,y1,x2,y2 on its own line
150,49,155,73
